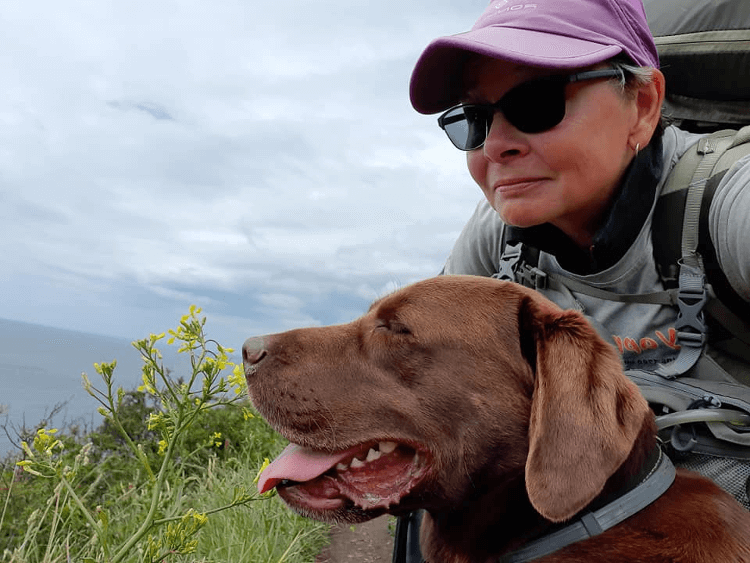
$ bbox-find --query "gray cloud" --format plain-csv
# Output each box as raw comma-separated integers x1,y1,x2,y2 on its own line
1,0,489,349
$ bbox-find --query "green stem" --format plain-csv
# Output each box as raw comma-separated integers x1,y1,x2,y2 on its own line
276,530,303,563
151,352,180,406
152,496,264,525
42,484,62,562
187,348,207,396
151,549,177,563
104,384,155,482
0,468,14,532
59,474,110,559
111,407,184,563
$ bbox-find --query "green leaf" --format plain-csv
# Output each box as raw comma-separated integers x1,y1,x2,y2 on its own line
99,509,109,531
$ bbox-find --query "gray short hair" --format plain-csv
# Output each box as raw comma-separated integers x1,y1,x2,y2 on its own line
608,58,655,93
607,56,667,137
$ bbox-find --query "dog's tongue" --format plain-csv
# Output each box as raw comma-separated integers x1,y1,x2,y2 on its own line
258,443,357,494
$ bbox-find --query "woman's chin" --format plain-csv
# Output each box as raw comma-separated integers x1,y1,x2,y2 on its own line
493,205,547,229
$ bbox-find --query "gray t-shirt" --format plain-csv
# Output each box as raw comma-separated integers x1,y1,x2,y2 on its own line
442,126,750,371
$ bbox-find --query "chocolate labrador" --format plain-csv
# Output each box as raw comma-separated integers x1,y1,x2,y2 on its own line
243,275,750,562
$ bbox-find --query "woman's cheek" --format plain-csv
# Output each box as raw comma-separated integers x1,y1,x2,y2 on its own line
467,151,490,198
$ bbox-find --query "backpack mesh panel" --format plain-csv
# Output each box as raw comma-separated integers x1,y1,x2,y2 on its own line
676,454,750,509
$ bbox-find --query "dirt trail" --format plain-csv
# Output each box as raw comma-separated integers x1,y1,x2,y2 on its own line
316,515,394,563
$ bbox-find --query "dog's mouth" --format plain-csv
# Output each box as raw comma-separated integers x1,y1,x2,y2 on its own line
257,440,429,514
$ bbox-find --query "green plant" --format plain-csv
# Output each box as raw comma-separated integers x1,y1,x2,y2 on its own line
3,306,287,563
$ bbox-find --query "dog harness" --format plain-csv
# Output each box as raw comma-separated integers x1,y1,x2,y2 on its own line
499,448,676,563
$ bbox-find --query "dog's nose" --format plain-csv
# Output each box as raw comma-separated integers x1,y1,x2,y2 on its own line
243,336,268,369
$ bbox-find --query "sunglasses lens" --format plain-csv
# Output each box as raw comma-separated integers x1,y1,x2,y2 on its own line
502,79,566,134
439,106,490,151
438,76,575,149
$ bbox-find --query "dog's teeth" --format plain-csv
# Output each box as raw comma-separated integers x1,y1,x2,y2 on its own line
379,441,397,454
336,462,349,472
350,457,365,469
366,448,382,462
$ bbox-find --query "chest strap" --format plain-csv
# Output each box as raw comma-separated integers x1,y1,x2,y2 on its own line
499,449,676,563
496,243,679,305
496,241,708,380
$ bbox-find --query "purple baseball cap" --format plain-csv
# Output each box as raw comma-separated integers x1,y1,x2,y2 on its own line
410,0,659,114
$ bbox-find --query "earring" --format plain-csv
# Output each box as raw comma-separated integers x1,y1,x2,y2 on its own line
634,142,640,155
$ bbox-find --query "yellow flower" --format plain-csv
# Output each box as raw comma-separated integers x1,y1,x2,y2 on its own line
253,458,270,485
146,412,164,431
16,460,43,477
33,428,62,455
229,364,248,395
150,332,165,344
186,508,208,527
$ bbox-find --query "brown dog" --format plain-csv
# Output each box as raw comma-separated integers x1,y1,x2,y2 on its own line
243,276,750,562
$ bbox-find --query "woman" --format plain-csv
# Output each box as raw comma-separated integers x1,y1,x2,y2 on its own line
395,0,750,561
409,0,750,373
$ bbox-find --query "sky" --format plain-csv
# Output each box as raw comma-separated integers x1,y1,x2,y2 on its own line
1,0,491,351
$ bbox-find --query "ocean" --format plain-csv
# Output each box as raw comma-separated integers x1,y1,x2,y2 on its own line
0,318,184,458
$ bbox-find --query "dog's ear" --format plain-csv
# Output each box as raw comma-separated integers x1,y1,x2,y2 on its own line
520,295,649,522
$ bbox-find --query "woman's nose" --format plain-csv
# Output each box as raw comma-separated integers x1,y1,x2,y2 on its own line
481,111,527,162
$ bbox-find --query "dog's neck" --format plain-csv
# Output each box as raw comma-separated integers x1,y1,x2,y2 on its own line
421,418,658,563
584,417,659,514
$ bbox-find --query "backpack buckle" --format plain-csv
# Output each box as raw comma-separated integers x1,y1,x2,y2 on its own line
496,243,523,282
496,242,547,289
518,265,548,290
674,273,708,347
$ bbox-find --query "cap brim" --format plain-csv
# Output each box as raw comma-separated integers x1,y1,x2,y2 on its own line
410,27,622,114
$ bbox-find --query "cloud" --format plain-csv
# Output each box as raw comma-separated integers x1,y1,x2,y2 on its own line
0,0,490,350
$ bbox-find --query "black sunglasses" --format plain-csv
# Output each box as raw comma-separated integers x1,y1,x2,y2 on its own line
437,68,625,151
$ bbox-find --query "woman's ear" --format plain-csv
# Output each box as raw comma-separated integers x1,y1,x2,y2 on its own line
629,68,666,149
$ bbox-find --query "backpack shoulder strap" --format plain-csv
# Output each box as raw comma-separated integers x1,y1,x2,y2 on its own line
652,129,740,378
660,128,750,264
653,126,750,346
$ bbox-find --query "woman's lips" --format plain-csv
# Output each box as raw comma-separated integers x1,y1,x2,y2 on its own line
493,178,546,196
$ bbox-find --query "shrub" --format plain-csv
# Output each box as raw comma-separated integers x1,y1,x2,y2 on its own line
0,307,326,563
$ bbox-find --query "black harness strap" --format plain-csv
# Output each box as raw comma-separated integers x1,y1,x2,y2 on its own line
499,449,676,563
393,451,676,563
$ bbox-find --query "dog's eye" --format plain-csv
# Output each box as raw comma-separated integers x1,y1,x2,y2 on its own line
376,320,412,336
390,322,412,336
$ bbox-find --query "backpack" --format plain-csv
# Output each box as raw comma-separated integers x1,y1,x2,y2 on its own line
607,0,750,479
393,2,750,561
644,0,750,133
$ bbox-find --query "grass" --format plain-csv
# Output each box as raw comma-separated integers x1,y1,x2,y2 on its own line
164,450,329,563
1,423,329,563
0,308,331,563
188,464,328,562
